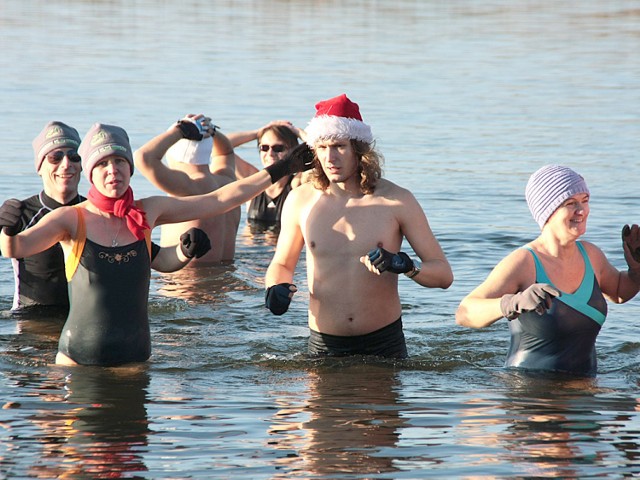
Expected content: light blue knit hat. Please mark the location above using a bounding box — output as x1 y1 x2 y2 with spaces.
525 165 589 228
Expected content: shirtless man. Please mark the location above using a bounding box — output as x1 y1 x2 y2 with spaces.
265 94 453 358
134 116 240 265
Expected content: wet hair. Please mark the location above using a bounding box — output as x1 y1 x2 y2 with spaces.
310 139 383 194
257 125 299 149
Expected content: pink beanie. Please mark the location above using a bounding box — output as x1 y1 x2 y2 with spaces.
525 165 589 228
305 94 373 147
32 121 81 172
79 123 134 183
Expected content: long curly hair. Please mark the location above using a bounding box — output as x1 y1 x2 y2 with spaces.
310 139 383 194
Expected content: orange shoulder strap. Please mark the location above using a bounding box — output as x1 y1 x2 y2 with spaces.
65 206 86 282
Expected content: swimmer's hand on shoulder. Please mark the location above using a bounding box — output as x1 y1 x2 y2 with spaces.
0 199 23 236
265 283 297 315
265 143 314 183
180 227 212 259
500 283 561 320
365 247 414 275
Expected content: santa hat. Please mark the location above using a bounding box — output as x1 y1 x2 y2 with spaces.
305 94 373 147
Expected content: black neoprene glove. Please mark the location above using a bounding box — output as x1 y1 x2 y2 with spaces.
499 283 561 320
176 119 204 141
367 247 414 274
265 143 315 183
0 199 23 236
265 283 296 315
622 224 640 284
179 227 212 259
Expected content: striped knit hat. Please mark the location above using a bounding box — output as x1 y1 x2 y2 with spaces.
525 165 589 228
305 94 373 147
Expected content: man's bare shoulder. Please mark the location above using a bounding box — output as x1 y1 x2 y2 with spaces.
371 178 416 202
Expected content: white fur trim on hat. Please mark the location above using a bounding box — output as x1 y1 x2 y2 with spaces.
305 115 373 147
166 137 212 166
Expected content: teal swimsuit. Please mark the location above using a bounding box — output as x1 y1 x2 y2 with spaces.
506 242 607 376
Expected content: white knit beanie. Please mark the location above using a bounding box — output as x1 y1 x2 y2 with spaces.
525 165 589 228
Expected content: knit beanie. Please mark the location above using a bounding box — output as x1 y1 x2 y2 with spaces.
79 123 134 183
32 121 81 172
166 136 212 165
305 94 373 147
525 165 589 228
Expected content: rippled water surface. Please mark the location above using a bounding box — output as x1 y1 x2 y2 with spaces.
1 1 639 478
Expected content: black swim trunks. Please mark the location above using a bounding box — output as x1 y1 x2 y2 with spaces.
308 318 408 359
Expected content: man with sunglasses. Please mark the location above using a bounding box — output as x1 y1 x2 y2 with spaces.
0 121 211 315
0 121 86 314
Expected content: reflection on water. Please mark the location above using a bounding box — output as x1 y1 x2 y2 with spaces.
268 361 407 477
0 0 639 477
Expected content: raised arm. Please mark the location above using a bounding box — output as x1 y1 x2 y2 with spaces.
141 142 314 229
0 205 75 259
134 115 215 197
209 129 237 182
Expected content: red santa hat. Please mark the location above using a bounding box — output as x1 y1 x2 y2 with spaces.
305 94 373 147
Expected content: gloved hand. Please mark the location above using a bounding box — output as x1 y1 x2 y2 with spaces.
265 143 315 183
366 247 414 274
500 283 561 320
0 199 23 236
265 283 297 315
176 117 206 141
179 227 212 259
622 224 640 284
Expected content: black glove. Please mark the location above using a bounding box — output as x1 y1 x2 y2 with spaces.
500 283 561 320
179 227 212 259
265 143 315 183
0 199 23 236
176 119 204 140
622 224 640 263
265 283 296 315
367 247 414 274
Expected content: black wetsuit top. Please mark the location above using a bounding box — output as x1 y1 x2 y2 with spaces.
247 175 294 227
5 191 84 311
505 242 607 376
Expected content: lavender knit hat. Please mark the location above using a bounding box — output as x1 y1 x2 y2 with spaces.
32 121 81 172
525 165 589 228
79 123 134 183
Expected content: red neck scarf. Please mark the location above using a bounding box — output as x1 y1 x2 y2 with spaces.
87 186 150 241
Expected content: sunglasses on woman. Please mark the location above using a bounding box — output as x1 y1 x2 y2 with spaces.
46 150 82 164
258 144 287 153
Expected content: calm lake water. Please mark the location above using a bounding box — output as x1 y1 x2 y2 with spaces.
1 1 640 478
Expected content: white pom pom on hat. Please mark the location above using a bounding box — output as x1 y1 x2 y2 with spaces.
305 94 373 147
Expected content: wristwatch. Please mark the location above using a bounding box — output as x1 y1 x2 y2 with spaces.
405 259 422 279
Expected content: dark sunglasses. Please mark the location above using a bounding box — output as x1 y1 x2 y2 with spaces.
259 144 286 153
46 150 82 164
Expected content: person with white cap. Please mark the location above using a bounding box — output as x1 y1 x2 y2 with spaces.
265 94 453 359
228 120 307 231
456 164 640 376
135 115 241 265
0 116 313 366
0 121 211 318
